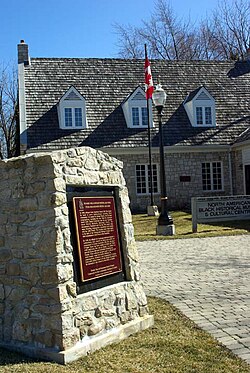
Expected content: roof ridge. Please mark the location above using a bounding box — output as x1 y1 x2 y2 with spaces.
30 57 234 65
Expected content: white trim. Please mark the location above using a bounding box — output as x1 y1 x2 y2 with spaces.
135 163 160 196
103 145 230 156
18 63 27 153
242 147 250 164
201 161 224 192
58 87 87 129
184 87 216 128
242 148 250 195
122 87 154 129
27 144 231 157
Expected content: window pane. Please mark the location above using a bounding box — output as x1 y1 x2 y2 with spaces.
205 107 212 125
65 108 72 127
212 162 222 190
202 162 222 191
136 164 159 194
202 162 211 190
132 108 139 126
141 107 148 126
75 108 82 127
148 164 158 193
136 165 146 194
196 107 203 125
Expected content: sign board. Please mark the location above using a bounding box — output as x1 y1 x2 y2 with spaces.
73 196 122 282
192 195 250 232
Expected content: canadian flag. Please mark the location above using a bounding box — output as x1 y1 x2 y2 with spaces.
145 57 154 99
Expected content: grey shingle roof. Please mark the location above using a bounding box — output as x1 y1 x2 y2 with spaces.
23 58 250 151
234 126 250 143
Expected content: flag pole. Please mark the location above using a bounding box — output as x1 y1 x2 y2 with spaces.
144 44 158 216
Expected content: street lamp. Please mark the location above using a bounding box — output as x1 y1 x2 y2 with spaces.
152 83 175 236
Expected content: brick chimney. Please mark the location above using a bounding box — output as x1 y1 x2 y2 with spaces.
18 40 30 65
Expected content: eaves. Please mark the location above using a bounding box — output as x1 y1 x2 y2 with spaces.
103 144 231 156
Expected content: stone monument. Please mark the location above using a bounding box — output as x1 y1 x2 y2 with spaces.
0 147 153 364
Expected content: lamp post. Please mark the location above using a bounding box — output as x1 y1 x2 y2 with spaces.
152 83 175 236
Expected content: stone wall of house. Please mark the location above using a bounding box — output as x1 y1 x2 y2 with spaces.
232 149 244 195
0 147 152 362
115 150 232 212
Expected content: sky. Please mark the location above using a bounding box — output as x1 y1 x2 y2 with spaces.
1 0 219 64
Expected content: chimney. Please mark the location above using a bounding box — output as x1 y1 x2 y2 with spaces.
18 40 30 65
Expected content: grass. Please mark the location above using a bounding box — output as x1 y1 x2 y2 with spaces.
133 211 250 240
1 297 250 373
1 214 249 372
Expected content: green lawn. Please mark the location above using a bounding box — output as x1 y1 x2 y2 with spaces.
1 213 249 372
133 211 250 240
1 297 250 373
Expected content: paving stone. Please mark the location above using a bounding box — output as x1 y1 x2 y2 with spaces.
217 336 238 345
139 235 250 365
233 347 250 355
222 327 242 334
209 330 229 338
225 342 245 350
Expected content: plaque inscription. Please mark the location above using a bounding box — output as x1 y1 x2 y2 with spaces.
73 196 122 282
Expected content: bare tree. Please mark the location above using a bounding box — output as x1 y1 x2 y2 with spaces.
140 0 200 60
114 0 250 61
0 64 18 159
115 0 199 60
208 0 250 60
114 24 144 58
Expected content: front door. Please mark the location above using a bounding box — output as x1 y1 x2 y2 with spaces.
245 165 250 195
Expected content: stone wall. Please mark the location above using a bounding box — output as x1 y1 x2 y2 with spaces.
115 150 232 212
0 147 153 364
232 149 244 195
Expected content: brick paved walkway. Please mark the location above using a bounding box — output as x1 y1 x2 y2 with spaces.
138 235 250 364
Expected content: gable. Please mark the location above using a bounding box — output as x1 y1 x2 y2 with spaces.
184 87 216 128
122 86 153 129
57 86 87 129
196 91 211 100
63 89 82 101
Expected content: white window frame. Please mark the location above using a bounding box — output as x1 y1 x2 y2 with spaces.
58 86 87 130
194 102 214 127
122 86 154 129
63 105 84 128
135 164 159 195
184 87 216 128
202 161 224 192
195 106 212 126
131 106 148 127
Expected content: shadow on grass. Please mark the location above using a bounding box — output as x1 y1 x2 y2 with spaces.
209 221 250 232
133 212 250 240
180 216 250 231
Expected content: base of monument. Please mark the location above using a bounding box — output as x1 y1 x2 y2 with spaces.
156 224 175 236
147 205 159 216
0 314 154 365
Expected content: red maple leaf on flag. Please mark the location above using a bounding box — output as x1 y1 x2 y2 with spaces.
145 57 154 99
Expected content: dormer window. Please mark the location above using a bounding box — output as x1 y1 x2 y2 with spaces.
196 106 212 125
122 86 153 128
132 107 148 126
184 87 216 127
58 86 87 129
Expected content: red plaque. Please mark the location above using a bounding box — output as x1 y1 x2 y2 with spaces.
73 196 122 282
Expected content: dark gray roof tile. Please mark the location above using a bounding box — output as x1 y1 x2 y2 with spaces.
24 58 250 150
